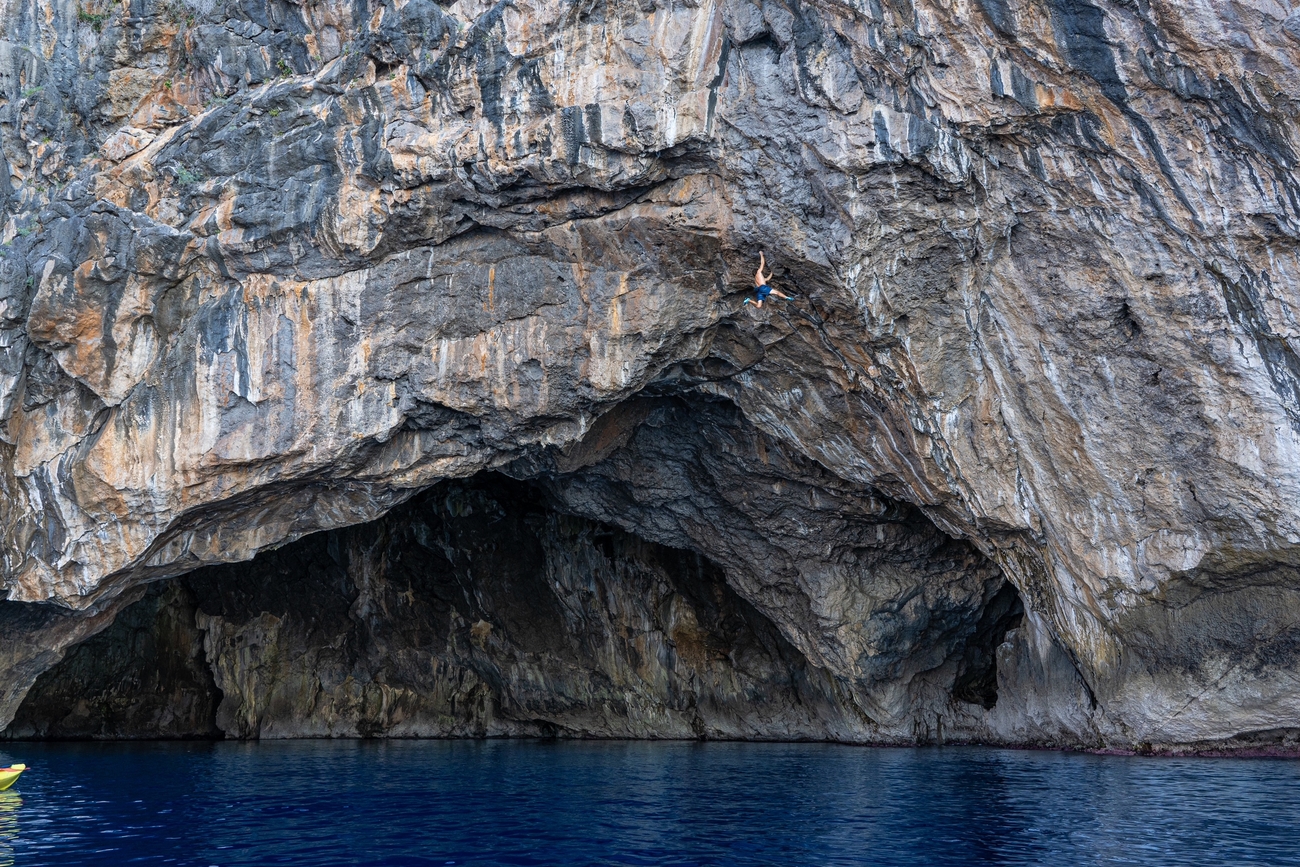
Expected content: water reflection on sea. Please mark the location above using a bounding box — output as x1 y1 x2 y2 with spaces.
0 791 18 867
3 740 1300 866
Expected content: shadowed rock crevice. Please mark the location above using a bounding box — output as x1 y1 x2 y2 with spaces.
952 582 1024 710
3 584 221 740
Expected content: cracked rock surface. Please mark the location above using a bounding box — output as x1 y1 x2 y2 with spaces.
2 0 1300 749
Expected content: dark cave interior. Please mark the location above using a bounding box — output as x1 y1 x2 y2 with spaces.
4 472 1023 741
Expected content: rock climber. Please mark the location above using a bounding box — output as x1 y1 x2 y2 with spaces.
744 251 796 308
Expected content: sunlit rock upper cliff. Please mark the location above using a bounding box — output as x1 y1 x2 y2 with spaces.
1 0 1299 750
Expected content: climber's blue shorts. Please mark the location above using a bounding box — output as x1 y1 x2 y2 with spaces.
755 284 773 301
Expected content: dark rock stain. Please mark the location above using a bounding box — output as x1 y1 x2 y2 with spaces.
975 0 1016 36
561 104 585 166
1046 0 1125 103
706 35 732 133
1047 0 1198 223
1214 266 1300 433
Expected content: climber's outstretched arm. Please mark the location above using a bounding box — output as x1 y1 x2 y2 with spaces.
755 251 772 287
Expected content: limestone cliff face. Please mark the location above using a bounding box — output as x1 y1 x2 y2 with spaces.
1 0 1300 749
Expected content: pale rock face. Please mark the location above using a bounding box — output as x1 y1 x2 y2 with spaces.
0 0 1299 749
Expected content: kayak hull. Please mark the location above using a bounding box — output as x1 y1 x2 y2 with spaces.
0 766 24 791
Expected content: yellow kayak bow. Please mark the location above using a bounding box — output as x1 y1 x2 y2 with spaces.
0 766 25 792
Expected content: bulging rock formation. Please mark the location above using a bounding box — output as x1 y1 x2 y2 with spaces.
2 0 1300 751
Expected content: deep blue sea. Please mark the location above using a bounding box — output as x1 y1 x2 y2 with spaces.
0 740 1297 866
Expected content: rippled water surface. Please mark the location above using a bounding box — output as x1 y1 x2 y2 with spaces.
1 740 1297 866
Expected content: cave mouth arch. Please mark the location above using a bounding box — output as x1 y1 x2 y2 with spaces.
4 468 1022 742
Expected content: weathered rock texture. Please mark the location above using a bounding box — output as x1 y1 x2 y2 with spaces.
2 0 1300 749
